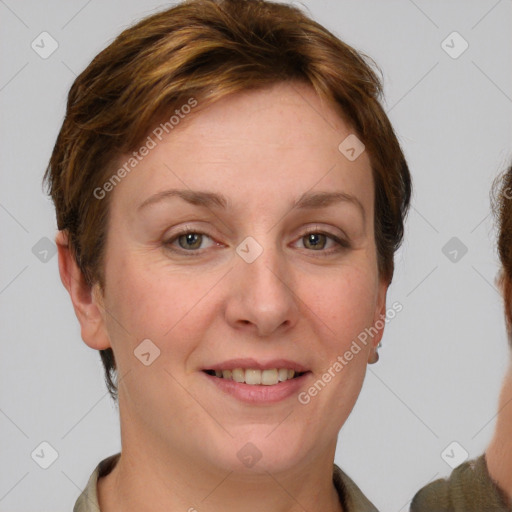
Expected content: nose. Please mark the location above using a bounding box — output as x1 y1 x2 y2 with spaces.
224 238 300 337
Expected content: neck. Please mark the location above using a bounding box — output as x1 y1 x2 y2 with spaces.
98 407 343 512
486 358 512 502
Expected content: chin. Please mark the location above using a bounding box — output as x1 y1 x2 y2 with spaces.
204 425 321 476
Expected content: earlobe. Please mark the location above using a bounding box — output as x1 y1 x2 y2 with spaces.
55 230 111 350
368 280 388 363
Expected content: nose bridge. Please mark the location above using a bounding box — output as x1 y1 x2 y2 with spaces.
239 232 292 302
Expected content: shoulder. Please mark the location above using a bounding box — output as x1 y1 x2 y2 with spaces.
333 464 379 512
410 455 511 512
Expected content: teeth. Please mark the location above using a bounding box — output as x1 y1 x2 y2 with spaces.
245 369 261 385
232 368 244 383
211 368 301 385
261 369 278 385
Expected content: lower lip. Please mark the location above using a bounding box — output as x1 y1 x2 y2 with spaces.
202 371 311 404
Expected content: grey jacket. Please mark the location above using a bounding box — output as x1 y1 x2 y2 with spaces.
410 455 511 511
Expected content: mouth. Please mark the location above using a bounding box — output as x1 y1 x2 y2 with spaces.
203 368 307 386
201 359 311 403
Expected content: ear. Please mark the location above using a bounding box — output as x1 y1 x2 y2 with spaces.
368 278 388 362
498 271 512 339
55 230 111 350
495 269 505 294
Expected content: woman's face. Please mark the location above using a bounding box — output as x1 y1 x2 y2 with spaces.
91 82 387 473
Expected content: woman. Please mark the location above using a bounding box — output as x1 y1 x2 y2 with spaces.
44 0 411 510
410 165 512 510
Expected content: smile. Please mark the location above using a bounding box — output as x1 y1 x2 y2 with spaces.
203 368 305 386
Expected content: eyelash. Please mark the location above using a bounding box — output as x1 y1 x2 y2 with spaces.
163 226 350 257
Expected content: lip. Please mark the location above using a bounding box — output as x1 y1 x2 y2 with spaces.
202 368 311 405
204 358 309 373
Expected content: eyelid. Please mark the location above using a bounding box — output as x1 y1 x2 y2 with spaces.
301 224 348 239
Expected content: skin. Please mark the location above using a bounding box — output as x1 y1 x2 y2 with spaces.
56 82 387 512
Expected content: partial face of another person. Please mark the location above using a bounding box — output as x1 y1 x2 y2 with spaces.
85 82 387 473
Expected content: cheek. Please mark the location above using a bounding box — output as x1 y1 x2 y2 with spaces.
294 268 379 438
308 266 379 350
103 252 219 362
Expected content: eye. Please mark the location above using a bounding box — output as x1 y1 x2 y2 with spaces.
295 229 350 253
163 226 350 256
164 229 217 253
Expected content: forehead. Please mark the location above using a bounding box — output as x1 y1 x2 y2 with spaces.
109 82 374 215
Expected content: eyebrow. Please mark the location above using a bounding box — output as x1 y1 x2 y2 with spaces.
137 188 365 220
137 189 228 211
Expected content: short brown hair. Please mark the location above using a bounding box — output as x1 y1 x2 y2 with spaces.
44 0 412 400
493 162 512 336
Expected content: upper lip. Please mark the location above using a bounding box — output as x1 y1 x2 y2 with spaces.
204 358 309 372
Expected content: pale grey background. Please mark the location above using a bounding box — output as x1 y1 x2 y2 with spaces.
1 0 511 510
